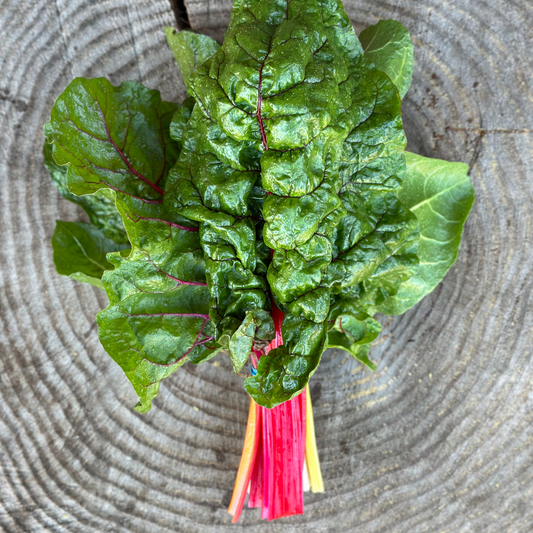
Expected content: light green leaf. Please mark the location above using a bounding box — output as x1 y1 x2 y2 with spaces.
164 28 220 95
229 309 274 373
52 221 128 289
326 306 381 370
377 152 474 315
331 343 375 371
359 20 414 98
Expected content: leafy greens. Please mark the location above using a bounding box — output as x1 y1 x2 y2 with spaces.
44 0 474 411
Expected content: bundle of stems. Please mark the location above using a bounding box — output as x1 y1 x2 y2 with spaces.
228 306 324 522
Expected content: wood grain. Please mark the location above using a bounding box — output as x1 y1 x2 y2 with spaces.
0 0 532 531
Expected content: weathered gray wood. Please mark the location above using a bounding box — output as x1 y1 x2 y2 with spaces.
0 0 532 531
184 0 232 41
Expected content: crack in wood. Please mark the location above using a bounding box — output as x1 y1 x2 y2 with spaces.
168 0 191 29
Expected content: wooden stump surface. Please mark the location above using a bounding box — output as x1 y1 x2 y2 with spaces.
1 0 532 531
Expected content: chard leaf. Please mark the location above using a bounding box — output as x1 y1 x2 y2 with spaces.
169 96 195 151
359 20 414 99
165 54 270 349
327 313 381 370
330 341 375 371
328 192 417 291
244 347 318 409
331 312 381 346
45 78 221 412
52 221 128 289
164 28 220 95
98 216 220 413
357 227 420 310
229 309 274 373
44 78 179 220
45 0 475 411
376 152 474 315
326 298 380 369
181 0 417 406
44 141 128 244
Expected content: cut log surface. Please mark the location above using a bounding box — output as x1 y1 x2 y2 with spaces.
0 0 532 531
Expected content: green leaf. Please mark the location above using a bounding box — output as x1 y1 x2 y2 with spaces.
229 309 274 373
165 104 269 346
359 20 414 99
185 0 392 406
328 192 418 293
164 28 221 95
173 0 417 406
98 288 218 413
327 313 381 370
44 141 128 244
332 342 375 371
332 313 381 346
52 221 128 289
244 334 327 409
358 227 420 311
169 96 195 151
98 211 221 413
45 77 218 412
44 78 179 220
377 152 474 315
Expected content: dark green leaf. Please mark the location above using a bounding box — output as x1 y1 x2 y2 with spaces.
178 0 419 406
359 20 414 99
358 227 420 311
46 1 474 411
44 78 179 220
244 333 327 409
52 221 128 289
45 78 219 411
165 81 269 349
44 141 128 244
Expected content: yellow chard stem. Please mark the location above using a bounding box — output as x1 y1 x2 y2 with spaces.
305 385 324 493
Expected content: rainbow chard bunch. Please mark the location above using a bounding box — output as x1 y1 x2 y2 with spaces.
45 1 473 414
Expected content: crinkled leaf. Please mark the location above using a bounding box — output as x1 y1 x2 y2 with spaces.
229 309 274 373
97 203 220 413
377 152 474 315
245 310 329 408
169 96 195 151
332 313 381 345
186 0 377 404
44 141 128 244
358 227 419 311
359 20 414 99
45 2 474 411
98 289 218 413
165 74 269 348
328 192 418 292
52 221 128 289
244 335 326 409
164 28 220 95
